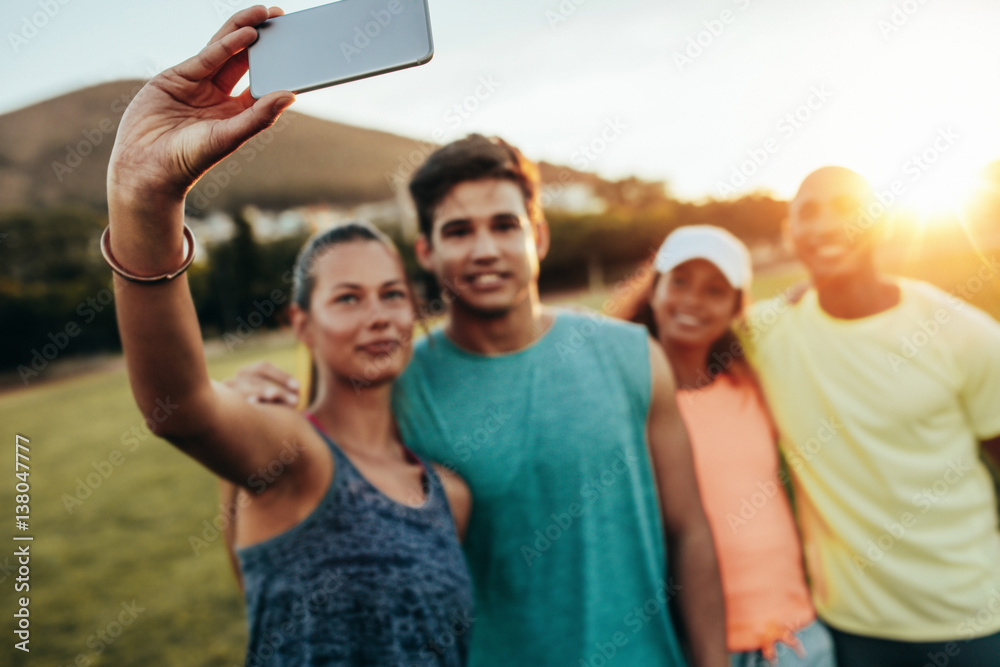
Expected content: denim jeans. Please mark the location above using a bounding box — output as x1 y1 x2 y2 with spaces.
730 620 836 667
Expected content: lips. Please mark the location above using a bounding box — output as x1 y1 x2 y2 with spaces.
465 271 509 289
672 312 704 327
813 244 850 260
358 340 401 355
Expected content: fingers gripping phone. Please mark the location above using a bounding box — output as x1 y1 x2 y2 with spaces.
248 0 434 98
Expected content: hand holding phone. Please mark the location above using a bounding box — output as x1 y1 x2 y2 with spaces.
109 6 294 205
248 0 434 98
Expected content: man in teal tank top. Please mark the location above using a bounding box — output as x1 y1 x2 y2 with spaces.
392 134 726 666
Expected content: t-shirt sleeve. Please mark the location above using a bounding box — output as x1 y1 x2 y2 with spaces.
952 301 1000 440
738 296 787 367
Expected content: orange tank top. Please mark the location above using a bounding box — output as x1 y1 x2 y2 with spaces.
677 374 815 655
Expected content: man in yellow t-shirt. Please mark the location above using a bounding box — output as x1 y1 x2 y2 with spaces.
741 166 1000 667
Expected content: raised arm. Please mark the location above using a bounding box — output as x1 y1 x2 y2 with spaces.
107 6 313 488
645 339 727 667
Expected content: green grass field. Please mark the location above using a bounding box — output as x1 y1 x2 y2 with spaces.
3 242 1000 666
3 337 298 666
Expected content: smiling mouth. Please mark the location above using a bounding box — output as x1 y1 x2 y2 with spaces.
672 313 704 327
466 272 508 288
812 244 851 260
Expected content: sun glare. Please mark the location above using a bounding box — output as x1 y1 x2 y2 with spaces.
895 161 987 226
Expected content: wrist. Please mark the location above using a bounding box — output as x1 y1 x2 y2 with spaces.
107 168 187 214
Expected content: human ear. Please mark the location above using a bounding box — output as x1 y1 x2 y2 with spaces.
533 218 551 262
290 304 313 349
414 234 435 272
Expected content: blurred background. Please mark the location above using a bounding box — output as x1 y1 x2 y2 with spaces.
2 0 1000 664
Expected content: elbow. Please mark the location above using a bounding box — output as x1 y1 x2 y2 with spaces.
131 389 210 443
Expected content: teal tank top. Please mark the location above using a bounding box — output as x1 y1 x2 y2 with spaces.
392 310 688 667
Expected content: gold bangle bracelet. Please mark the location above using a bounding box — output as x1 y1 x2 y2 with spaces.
100 224 197 283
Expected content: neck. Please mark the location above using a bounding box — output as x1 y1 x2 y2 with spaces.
813 264 899 319
444 289 553 354
309 375 398 458
662 338 714 391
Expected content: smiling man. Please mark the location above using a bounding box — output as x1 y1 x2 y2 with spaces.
228 134 726 666
742 166 1000 667
393 134 726 666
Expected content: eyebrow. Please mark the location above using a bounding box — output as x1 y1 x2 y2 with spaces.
438 218 471 233
331 279 405 290
438 212 525 231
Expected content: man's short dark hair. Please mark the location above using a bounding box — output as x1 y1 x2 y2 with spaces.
408 134 543 239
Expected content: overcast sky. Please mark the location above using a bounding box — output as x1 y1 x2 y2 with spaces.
4 0 1000 202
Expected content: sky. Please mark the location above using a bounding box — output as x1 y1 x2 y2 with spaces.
3 0 1000 204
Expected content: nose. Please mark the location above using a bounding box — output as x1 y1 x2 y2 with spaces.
793 210 843 243
678 285 703 309
366 298 391 330
470 226 500 262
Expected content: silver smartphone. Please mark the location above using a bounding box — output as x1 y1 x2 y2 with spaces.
248 0 434 98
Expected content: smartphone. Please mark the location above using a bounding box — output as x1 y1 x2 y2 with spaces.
248 0 434 98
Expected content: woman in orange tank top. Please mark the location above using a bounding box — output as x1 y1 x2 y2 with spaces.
614 225 836 667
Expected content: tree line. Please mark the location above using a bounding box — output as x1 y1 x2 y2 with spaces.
0 190 787 380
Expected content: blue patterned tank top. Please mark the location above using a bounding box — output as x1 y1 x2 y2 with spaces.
237 420 474 666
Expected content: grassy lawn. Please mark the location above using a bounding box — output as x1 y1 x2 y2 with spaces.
3 239 998 665
3 337 297 666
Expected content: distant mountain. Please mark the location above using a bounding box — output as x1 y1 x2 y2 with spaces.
0 80 603 215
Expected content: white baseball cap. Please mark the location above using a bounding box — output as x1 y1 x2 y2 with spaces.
653 225 752 289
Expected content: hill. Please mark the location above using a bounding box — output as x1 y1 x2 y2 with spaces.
0 80 603 215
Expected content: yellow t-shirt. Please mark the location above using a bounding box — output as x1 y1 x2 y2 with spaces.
740 278 1000 642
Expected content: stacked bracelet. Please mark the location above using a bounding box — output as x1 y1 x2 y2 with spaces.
100 224 197 283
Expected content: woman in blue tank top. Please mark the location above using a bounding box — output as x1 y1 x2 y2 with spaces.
105 7 473 665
